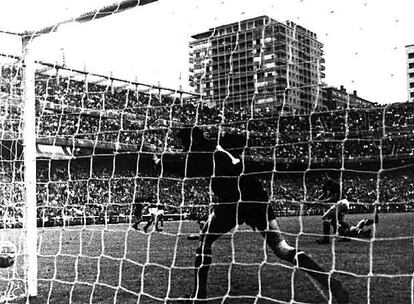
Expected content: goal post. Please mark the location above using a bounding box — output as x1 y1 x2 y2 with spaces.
1 2 412 304
22 36 38 298
22 0 158 37
5 1 160 300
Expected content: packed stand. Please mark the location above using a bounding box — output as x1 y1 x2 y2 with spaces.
33 156 414 227
3 67 414 228
31 67 414 162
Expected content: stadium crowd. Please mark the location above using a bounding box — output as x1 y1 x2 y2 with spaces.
31 158 414 227
31 72 414 160
1 68 414 227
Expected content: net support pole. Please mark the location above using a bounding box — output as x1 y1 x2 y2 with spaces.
17 1 157 298
22 36 38 297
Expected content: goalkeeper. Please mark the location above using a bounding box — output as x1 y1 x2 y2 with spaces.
152 127 349 303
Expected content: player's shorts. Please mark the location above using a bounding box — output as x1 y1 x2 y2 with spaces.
212 200 276 231
212 175 275 231
240 201 276 231
157 209 165 216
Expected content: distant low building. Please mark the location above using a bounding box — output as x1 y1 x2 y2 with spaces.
321 85 375 110
406 44 414 102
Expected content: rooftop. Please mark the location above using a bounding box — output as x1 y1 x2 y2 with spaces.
190 15 319 40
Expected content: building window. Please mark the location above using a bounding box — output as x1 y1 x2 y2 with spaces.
411 92 414 98
410 82 414 88
255 19 264 27
409 52 414 59
410 62 414 69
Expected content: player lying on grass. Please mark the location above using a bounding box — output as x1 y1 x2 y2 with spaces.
319 198 378 242
316 174 379 243
337 217 376 239
152 126 349 303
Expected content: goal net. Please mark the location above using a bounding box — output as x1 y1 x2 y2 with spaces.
19 60 414 303
0 57 29 302
0 2 413 304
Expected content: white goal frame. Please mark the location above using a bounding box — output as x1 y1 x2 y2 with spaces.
22 36 38 298
16 0 158 298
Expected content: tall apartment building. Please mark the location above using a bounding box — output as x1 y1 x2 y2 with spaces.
406 44 414 102
189 16 325 114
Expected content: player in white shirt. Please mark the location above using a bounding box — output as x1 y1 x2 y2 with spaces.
143 203 163 233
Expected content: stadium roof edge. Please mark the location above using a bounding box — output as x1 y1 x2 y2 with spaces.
191 31 213 40
0 52 200 98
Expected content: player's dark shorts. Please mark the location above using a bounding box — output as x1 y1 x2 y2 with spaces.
213 200 276 231
212 176 275 231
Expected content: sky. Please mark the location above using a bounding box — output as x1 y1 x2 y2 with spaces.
0 0 413 104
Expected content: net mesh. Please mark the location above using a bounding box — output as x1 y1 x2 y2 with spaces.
29 64 413 304
0 59 28 302
0 1 413 303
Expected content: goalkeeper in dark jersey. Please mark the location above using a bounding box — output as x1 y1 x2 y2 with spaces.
152 127 349 303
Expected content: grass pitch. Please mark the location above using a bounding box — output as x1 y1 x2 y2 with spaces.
15 212 413 303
